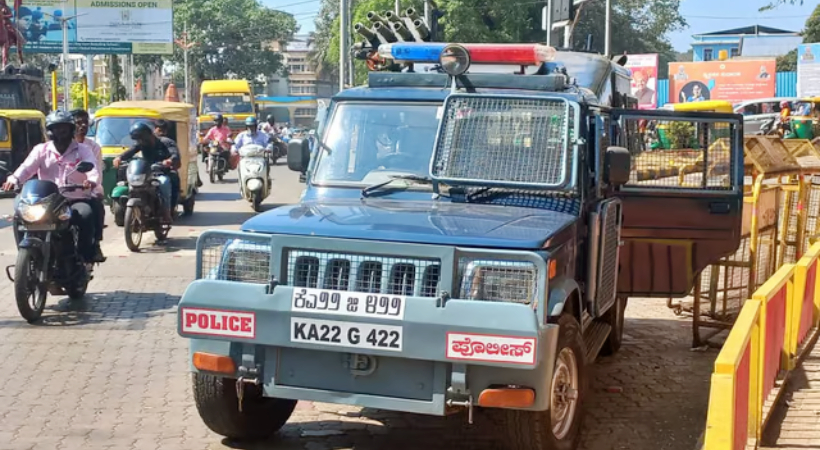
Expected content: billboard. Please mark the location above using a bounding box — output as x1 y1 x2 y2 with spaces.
797 43 820 98
668 60 776 104
624 53 658 109
12 0 173 54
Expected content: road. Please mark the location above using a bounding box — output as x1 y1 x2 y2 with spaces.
0 163 719 450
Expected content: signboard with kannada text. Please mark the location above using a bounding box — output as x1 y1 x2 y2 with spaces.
668 60 776 105
11 0 172 54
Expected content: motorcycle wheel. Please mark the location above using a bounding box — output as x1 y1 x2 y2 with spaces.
218 172 224 181
112 202 125 227
14 248 47 323
67 279 89 300
209 159 216 183
251 191 262 212
124 206 143 252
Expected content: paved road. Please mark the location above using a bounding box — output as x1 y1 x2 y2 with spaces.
0 163 718 450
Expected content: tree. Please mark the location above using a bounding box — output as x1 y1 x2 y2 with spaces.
760 0 803 11
804 3 820 44
777 49 797 71
308 0 340 84
171 0 298 90
70 82 105 110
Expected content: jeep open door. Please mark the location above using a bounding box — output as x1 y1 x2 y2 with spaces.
609 109 744 297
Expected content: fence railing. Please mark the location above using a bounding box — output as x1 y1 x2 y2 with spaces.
702 242 820 449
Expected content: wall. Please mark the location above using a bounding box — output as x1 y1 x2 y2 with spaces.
693 42 741 62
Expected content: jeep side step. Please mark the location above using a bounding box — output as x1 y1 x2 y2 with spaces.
583 321 612 363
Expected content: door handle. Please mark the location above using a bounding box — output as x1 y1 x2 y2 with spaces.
709 202 731 214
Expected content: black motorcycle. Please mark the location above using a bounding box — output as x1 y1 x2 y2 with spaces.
122 158 172 252
207 140 230 183
3 161 98 322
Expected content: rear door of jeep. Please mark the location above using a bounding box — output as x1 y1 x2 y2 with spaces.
609 109 744 297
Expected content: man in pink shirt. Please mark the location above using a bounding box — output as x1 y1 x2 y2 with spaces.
202 114 232 169
72 109 106 262
2 111 103 263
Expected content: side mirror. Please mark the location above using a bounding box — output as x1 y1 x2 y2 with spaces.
287 138 310 173
76 161 94 173
604 146 631 187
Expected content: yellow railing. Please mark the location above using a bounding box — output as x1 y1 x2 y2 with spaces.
703 242 820 450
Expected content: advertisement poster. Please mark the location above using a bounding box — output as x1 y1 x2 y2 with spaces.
625 53 658 110
797 43 820 98
668 60 776 104
12 0 172 54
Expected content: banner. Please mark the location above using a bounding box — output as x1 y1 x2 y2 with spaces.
668 60 776 104
797 43 820 98
624 53 659 109
11 0 173 54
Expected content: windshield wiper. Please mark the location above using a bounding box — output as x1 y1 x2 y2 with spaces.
361 175 433 198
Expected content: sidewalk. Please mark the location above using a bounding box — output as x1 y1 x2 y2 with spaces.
762 335 820 449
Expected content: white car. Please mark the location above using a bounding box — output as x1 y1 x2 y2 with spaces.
733 97 799 135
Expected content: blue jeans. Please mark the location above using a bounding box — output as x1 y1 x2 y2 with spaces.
156 174 172 211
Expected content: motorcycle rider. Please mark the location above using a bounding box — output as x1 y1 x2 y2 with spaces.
70 108 106 262
259 115 278 135
233 116 270 151
2 110 102 263
154 119 182 213
202 114 232 168
112 122 179 225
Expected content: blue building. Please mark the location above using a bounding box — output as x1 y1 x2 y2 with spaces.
691 25 800 62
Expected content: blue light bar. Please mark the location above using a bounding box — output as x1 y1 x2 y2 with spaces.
377 43 448 63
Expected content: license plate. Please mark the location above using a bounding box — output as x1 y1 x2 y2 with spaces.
20 223 55 231
290 317 403 352
291 287 405 320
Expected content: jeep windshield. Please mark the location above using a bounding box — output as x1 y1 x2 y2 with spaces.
312 102 440 188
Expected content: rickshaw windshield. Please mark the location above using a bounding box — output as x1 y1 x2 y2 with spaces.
0 119 8 141
201 94 254 114
95 117 155 147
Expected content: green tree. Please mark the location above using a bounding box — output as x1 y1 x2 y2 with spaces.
308 0 340 84
804 3 820 43
777 49 798 71
70 82 105 110
171 0 298 90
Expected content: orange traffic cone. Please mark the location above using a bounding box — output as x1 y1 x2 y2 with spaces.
165 83 180 102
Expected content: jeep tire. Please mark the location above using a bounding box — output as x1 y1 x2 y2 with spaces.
600 296 627 356
498 313 587 450
192 373 297 441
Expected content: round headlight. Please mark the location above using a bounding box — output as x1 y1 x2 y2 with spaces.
20 203 48 222
128 173 146 186
440 44 471 76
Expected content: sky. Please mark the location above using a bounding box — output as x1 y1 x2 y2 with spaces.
261 0 817 51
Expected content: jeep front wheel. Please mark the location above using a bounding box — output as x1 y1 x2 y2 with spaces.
192 373 297 441
499 313 587 450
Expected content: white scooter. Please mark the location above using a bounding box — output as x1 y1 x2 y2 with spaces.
237 144 271 212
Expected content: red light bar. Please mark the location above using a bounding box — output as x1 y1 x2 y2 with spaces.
461 44 557 66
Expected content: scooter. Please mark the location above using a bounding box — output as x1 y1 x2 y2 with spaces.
237 144 271 212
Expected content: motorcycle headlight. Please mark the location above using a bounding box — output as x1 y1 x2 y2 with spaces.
459 260 538 306
19 202 48 222
128 173 146 186
210 147 219 154
57 205 71 221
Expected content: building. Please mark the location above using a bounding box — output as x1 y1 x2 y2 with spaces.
259 34 336 128
691 25 800 62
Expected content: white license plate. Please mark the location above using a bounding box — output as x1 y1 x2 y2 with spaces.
291 287 405 320
290 317 403 352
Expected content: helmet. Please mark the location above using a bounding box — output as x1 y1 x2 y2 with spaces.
129 121 153 140
265 115 274 122
45 110 75 132
781 101 790 108
213 114 224 123
245 116 258 127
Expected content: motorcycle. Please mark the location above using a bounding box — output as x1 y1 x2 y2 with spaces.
238 144 271 212
2 161 99 323
757 117 780 136
267 133 288 163
207 140 231 183
121 158 172 252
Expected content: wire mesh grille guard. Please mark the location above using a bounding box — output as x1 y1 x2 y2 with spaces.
432 95 570 187
198 233 272 284
287 250 442 298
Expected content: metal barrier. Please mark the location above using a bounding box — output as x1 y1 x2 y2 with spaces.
702 242 820 450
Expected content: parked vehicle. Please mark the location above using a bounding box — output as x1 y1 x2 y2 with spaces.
89 101 199 223
177 40 744 449
237 144 271 212
3 161 99 322
120 158 172 251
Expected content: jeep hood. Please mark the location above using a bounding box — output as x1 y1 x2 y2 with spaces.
241 199 576 250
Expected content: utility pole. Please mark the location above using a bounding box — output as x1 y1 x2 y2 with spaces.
175 24 197 103
604 0 611 56
545 0 552 46
61 16 70 111
395 0 400 14
339 0 348 90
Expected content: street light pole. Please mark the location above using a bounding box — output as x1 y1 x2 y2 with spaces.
339 0 347 90
604 0 611 56
174 25 197 103
61 16 70 111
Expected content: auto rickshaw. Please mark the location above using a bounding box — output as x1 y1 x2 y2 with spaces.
655 101 734 149
88 101 199 225
0 110 46 184
791 97 820 139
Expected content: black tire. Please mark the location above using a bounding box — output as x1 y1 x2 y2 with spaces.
192 373 297 441
251 191 262 212
218 173 224 181
499 314 587 450
209 161 216 183
124 206 142 252
112 202 125 227
182 194 195 216
14 248 47 323
67 279 89 300
600 296 627 356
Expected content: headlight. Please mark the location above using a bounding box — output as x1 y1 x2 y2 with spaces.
128 173 146 186
459 260 538 305
57 205 71 221
19 202 48 222
210 147 219 154
222 242 271 283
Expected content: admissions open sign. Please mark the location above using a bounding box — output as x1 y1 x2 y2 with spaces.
668 60 776 105
12 0 173 54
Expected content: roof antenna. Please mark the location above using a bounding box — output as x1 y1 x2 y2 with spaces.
585 34 594 52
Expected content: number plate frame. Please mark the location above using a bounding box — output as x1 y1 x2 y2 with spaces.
290 317 403 352
291 287 406 320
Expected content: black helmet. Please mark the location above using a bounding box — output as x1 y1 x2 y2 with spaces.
265 114 274 122
129 121 153 140
45 110 75 132
213 114 224 123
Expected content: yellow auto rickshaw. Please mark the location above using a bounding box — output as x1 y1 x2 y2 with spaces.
0 110 46 184
791 97 820 139
89 101 199 226
655 101 734 149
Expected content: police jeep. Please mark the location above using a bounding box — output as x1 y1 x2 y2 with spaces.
177 41 744 449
